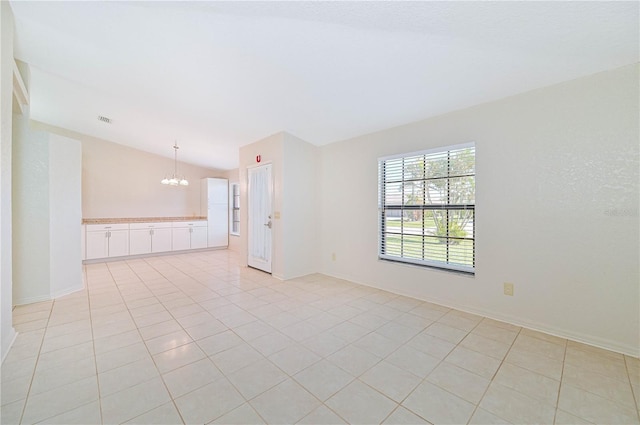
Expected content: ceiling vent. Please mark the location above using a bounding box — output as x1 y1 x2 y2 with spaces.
97 115 112 124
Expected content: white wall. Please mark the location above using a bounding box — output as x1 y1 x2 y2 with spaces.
32 122 225 219
12 106 50 304
282 133 319 279
12 110 83 305
0 0 16 361
238 132 319 280
49 134 82 298
319 64 639 356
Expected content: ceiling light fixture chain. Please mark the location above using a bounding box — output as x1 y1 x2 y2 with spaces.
161 141 189 186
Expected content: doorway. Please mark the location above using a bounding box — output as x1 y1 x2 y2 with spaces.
247 164 273 273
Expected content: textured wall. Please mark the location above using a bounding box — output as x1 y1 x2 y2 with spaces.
12 109 51 304
0 0 16 361
319 64 639 355
32 122 225 219
12 113 83 305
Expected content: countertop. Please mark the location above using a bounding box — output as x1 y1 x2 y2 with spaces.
82 217 207 225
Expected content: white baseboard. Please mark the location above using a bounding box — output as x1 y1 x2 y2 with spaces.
13 294 52 306
323 271 640 358
14 283 84 307
82 247 226 264
51 284 84 300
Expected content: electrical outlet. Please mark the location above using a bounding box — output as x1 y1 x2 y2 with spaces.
504 282 514 296
331 252 336 261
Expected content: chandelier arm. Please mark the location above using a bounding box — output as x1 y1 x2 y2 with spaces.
162 142 188 186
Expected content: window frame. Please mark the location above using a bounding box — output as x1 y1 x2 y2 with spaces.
378 142 475 274
230 183 240 236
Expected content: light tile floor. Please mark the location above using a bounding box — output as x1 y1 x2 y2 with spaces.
1 250 639 424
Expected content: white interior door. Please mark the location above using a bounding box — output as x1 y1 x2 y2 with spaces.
248 164 272 273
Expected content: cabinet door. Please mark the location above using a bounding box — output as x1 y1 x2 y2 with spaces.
130 229 152 255
152 228 172 253
108 230 130 257
86 231 108 260
208 204 229 247
191 227 208 249
172 228 191 251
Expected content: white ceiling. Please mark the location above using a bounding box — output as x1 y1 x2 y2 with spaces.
10 1 639 170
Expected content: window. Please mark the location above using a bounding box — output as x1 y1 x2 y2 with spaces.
378 143 475 274
231 183 240 235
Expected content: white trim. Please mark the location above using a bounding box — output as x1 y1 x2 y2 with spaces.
15 284 85 306
51 285 85 300
378 143 476 274
379 255 475 274
323 270 639 357
230 182 240 236
378 141 475 162
12 294 52 306
12 60 28 115
246 160 273 170
247 163 273 273
82 247 224 264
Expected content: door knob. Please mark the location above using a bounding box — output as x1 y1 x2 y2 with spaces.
264 221 272 229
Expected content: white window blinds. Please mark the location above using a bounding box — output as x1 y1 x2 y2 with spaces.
378 143 475 274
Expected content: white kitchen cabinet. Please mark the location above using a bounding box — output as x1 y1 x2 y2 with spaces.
85 230 108 259
129 228 152 255
108 229 129 257
172 221 208 251
201 178 229 248
130 222 173 255
84 220 209 261
152 228 172 253
85 223 129 259
191 226 208 249
171 228 191 251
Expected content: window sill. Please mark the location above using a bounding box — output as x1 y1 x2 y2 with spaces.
378 257 475 277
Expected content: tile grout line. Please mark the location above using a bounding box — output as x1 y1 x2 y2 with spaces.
463 321 522 425
327 304 453 424
144 254 244 425
84 262 106 425
623 355 640 423
561 344 639 419
10 250 638 425
111 256 188 425
552 337 569 425
142 253 285 424
17 298 54 425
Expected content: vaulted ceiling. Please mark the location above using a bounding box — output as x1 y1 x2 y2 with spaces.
10 1 639 170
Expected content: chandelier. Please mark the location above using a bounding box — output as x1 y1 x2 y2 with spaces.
161 142 189 186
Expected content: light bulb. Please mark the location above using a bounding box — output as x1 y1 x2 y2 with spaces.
169 178 179 186
161 178 169 185
180 179 189 186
